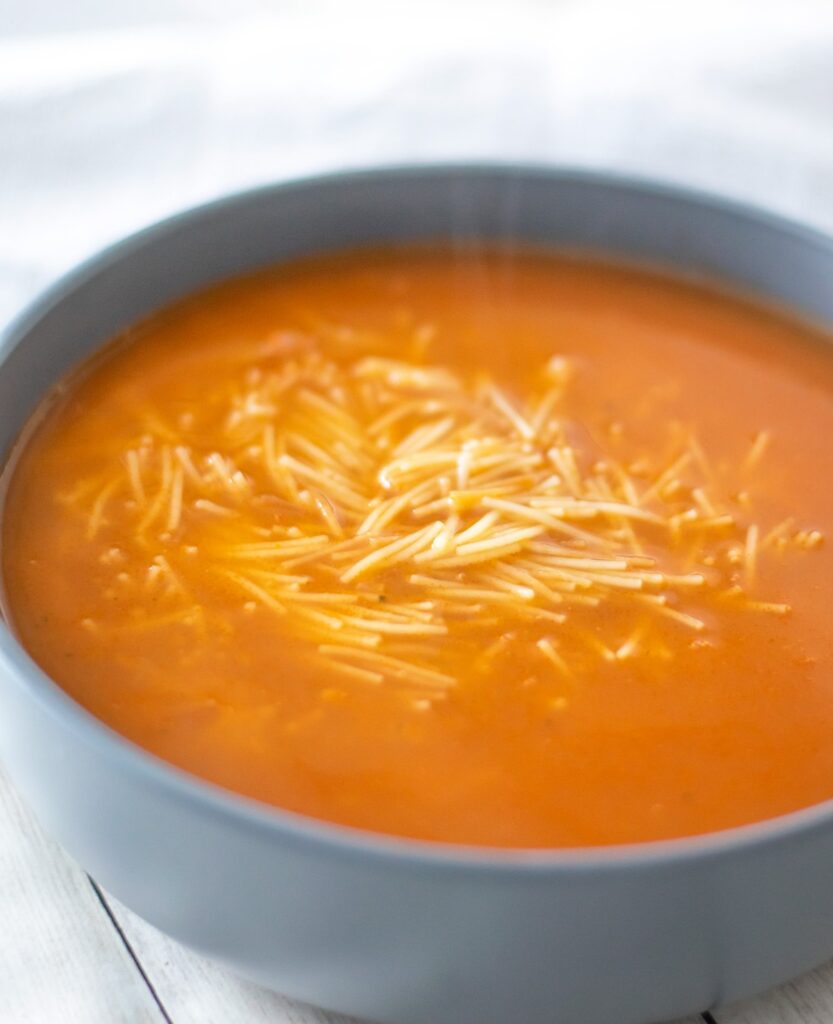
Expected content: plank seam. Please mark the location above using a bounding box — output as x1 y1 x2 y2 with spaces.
87 876 176 1024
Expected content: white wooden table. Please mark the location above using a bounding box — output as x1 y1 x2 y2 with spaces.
1 763 830 1024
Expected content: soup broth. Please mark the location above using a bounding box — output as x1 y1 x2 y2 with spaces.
4 247 833 848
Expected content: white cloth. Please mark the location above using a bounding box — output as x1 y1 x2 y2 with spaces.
1 0 833 327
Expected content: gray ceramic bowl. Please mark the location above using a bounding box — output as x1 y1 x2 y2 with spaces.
2 166 833 1024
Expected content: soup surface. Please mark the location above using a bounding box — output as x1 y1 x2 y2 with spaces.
4 247 833 848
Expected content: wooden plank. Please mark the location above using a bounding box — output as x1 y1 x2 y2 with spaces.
0 768 163 1024
715 964 833 1024
104 894 356 1024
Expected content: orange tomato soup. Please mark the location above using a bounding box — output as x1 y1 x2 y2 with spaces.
4 247 833 848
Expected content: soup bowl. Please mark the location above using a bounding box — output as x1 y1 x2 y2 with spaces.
2 166 833 1024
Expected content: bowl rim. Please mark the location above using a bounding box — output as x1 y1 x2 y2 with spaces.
4 160 833 874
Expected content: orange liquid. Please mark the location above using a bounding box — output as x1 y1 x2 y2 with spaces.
5 247 833 848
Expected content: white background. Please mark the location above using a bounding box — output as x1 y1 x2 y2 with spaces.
2 0 833 328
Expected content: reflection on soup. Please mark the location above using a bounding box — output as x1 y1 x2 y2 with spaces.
3 247 833 848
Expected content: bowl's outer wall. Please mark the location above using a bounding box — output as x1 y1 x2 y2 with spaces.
3 167 833 1024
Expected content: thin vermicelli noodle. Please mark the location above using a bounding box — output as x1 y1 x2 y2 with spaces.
59 340 815 706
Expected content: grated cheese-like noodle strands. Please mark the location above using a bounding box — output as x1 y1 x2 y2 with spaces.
74 343 820 701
